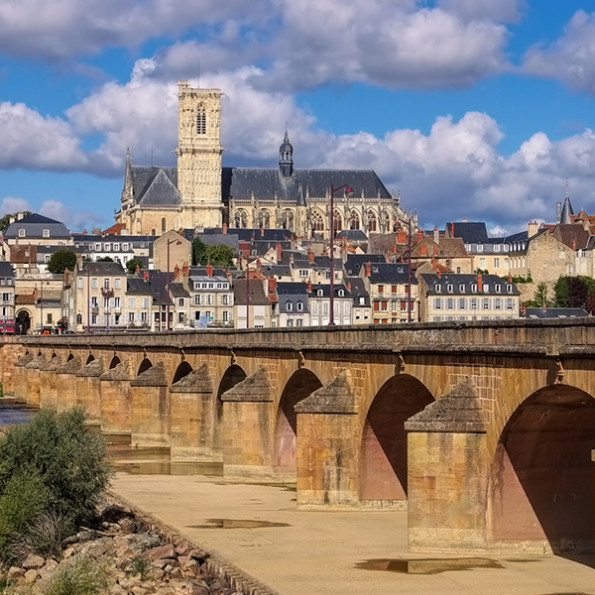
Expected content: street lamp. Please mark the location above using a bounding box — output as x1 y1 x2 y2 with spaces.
38 280 50 333
397 217 413 323
328 183 351 326
166 238 182 331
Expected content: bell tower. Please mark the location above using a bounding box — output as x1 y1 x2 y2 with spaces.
176 80 224 227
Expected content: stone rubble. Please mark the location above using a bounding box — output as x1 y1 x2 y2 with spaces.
1 501 250 594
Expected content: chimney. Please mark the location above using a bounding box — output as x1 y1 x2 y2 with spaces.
307 279 312 292
397 231 407 244
276 242 282 262
437 269 441 279
174 264 180 281
268 276 277 296
508 274 512 282
433 226 439 243
433 244 438 257
9 217 14 225
364 261 372 277
17 212 25 221
527 220 539 238
417 229 423 241
477 271 483 292
308 250 315 263
450 222 455 237
260 225 264 237
206 263 214 277
183 262 190 277
143 271 149 282
347 281 352 292
222 222 227 234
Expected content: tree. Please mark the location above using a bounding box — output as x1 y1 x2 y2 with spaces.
126 258 143 275
47 249 77 274
192 237 234 267
525 282 552 308
96 256 113 262
554 275 595 310
0 211 31 232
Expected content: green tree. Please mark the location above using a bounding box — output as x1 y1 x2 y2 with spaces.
0 211 31 232
525 282 552 308
47 249 77 274
192 237 234 266
96 256 113 262
126 258 143 275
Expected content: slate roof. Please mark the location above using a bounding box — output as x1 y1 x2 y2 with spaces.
368 263 416 284
422 273 519 296
523 307 588 319
346 276 370 306
310 283 350 298
233 278 270 306
336 229 368 241
81 262 126 276
445 222 488 243
4 213 70 239
127 278 152 295
276 282 310 314
222 168 391 204
130 166 181 206
344 253 386 276
169 282 190 298
0 261 14 279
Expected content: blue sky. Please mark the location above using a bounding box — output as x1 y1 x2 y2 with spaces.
1 0 595 235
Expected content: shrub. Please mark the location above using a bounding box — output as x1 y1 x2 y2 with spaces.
12 512 74 562
0 408 113 528
0 471 50 565
127 555 154 581
44 554 112 595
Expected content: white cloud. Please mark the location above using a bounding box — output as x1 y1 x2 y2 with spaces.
523 10 595 94
0 197 31 215
437 0 524 23
0 0 270 59
260 1 509 91
0 102 86 170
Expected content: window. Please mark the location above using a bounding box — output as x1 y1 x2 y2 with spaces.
297 301 304 312
122 243 129 251
104 243 110 251
287 319 294 327
495 298 502 310
317 289 323 297
507 285 513 294
222 294 229 305
296 319 303 327
495 285 501 294
44 254 51 263
141 312 148 322
196 104 206 134
494 245 500 252
470 298 478 309
92 278 98 289
434 298 442 309
483 298 490 309
287 302 293 312
459 284 465 292
114 297 120 308
459 298 466 309
223 310 230 323
494 258 500 268
18 229 25 238
115 278 121 290
378 285 384 294
434 284 441 293
113 243 120 251
207 294 213 305
479 258 486 269
141 298 149 308
380 300 388 311
447 284 453 293
194 295 202 305
471 283 477 293
128 298 135 308
506 298 514 310
477 245 483 252
447 298 454 310
103 278 110 289
77 278 83 289
338 289 344 297
42 229 50 238
94 243 101 251
76 314 82 325
391 285 397 294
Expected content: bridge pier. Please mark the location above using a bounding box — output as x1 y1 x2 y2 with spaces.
13 352 33 401
54 356 82 412
39 355 63 408
100 361 133 436
130 363 170 448
75 358 104 424
221 368 277 480
25 353 46 407
169 364 217 461
296 372 360 508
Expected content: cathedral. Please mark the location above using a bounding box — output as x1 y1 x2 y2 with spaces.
116 80 409 238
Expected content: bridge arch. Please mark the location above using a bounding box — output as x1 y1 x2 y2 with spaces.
273 369 323 471
85 353 94 364
359 374 434 501
172 361 193 384
137 358 152 375
488 383 595 558
215 364 248 450
108 355 121 369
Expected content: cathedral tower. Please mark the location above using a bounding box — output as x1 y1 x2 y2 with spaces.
176 80 224 227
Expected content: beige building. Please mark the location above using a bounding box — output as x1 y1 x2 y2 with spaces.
419 273 520 323
115 80 411 239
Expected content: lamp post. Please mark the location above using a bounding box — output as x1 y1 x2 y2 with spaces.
166 238 182 331
397 217 413 323
328 183 351 326
38 280 50 333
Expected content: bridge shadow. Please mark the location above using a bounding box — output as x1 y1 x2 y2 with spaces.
490 384 595 567
360 374 434 501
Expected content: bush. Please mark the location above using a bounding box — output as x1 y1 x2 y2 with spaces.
0 408 112 527
0 472 50 566
12 512 74 562
44 554 112 595
47 249 77 274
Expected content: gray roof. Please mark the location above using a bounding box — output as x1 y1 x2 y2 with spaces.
169 282 190 298
368 263 415 284
344 253 386 276
131 166 181 206
0 261 14 279
4 213 70 239
523 307 588 319
422 273 519 296
81 262 126 276
446 222 488 243
127 278 152 295
223 167 391 204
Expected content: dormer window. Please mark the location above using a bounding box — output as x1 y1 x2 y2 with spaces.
507 285 513 294
196 103 206 134
477 245 483 252
471 283 477 293
495 285 502 293
287 302 293 312
494 245 500 252
42 229 50 238
317 289 323 297
447 284 453 293
296 301 303 312
459 284 465 292
434 284 441 293
338 289 344 297
18 229 25 238
483 284 489 293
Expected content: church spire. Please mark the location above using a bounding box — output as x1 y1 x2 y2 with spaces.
559 178 574 224
279 129 293 178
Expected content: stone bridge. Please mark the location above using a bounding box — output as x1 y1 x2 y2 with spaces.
1 319 594 559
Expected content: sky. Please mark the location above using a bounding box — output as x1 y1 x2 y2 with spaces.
2 0 595 236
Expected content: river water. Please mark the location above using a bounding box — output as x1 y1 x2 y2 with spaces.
0 400 36 427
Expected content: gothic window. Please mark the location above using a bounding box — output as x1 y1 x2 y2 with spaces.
196 104 206 134
349 210 360 230
234 210 248 228
161 218 166 233
333 210 342 234
311 210 324 232
367 210 377 232
258 210 271 228
282 210 294 231
381 211 390 232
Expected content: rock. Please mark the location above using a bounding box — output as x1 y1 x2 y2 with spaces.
119 516 138 534
7 566 25 580
21 554 45 570
24 568 39 583
147 543 176 561
174 540 191 556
